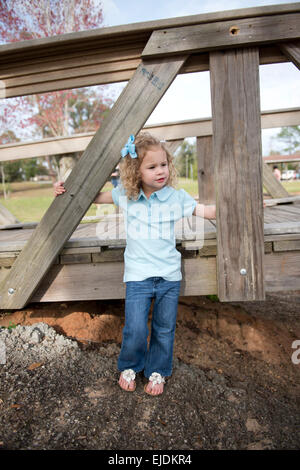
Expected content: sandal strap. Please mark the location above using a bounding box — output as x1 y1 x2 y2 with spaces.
149 372 165 385
122 369 136 383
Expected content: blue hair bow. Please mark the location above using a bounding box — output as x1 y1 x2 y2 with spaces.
121 135 137 159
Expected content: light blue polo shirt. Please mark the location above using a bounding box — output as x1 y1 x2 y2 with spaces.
111 185 197 282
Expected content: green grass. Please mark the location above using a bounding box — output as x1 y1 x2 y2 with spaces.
176 177 199 197
0 181 112 223
281 180 300 194
0 178 299 223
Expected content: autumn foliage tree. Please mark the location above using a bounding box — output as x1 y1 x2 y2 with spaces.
0 0 113 182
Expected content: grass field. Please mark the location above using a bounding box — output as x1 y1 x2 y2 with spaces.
0 178 299 223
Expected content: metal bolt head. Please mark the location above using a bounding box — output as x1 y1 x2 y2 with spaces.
8 288 15 295
240 268 247 276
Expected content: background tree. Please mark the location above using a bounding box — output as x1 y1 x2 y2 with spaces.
175 140 197 179
275 126 300 172
276 126 300 155
0 0 113 182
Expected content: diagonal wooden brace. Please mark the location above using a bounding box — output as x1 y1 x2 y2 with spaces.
279 40 300 69
0 55 187 309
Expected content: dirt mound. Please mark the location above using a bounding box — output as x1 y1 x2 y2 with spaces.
0 292 299 450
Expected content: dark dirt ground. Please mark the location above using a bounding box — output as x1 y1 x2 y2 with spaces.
0 290 299 451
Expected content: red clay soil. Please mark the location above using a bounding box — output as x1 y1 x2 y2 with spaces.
1 291 299 397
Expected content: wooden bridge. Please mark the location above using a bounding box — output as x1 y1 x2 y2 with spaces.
0 3 300 308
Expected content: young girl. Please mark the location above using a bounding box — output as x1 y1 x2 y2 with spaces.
54 132 216 396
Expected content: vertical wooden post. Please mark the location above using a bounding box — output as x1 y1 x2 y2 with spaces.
210 48 265 301
196 136 215 205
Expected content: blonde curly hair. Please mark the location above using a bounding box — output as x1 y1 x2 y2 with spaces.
119 132 177 200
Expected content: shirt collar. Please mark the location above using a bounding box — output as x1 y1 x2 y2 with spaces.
138 185 173 202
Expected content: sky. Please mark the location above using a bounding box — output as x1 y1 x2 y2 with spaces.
100 0 300 155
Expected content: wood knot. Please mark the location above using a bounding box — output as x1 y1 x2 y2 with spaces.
229 25 240 36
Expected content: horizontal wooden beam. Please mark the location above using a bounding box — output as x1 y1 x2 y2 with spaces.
142 13 300 58
24 249 300 302
0 46 288 99
1 107 299 162
1 3 299 60
1 3 298 98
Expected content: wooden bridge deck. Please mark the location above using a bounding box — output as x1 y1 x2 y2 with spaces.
0 199 300 304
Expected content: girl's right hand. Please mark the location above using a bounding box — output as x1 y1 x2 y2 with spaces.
54 181 66 197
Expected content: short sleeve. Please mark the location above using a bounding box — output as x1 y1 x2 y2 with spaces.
111 185 121 206
178 189 197 217
111 184 127 210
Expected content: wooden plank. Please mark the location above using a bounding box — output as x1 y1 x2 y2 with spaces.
210 48 265 301
0 55 188 309
273 239 300 251
1 107 300 162
269 205 300 221
259 45 287 65
92 248 125 263
197 136 215 205
264 232 300 242
1 3 299 60
60 246 101 255
60 253 92 264
165 139 183 154
279 41 300 69
0 204 19 226
28 248 300 302
1 46 290 99
142 13 300 58
262 162 289 199
264 250 300 291
4 58 141 90
264 221 300 235
182 239 272 254
3 69 136 99
0 44 144 79
30 256 218 302
264 195 300 206
1 6 298 98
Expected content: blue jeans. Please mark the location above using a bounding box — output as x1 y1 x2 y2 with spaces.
118 277 181 378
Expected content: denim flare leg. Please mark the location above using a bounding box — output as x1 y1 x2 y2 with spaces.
118 277 181 378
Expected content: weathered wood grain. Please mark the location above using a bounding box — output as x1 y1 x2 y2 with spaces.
210 48 265 301
2 107 300 162
262 162 290 199
1 4 298 97
264 196 300 206
264 250 300 291
27 248 300 302
273 239 300 251
197 136 215 206
2 3 298 59
279 41 300 69
264 221 300 235
0 55 187 309
142 13 300 58
0 204 19 226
